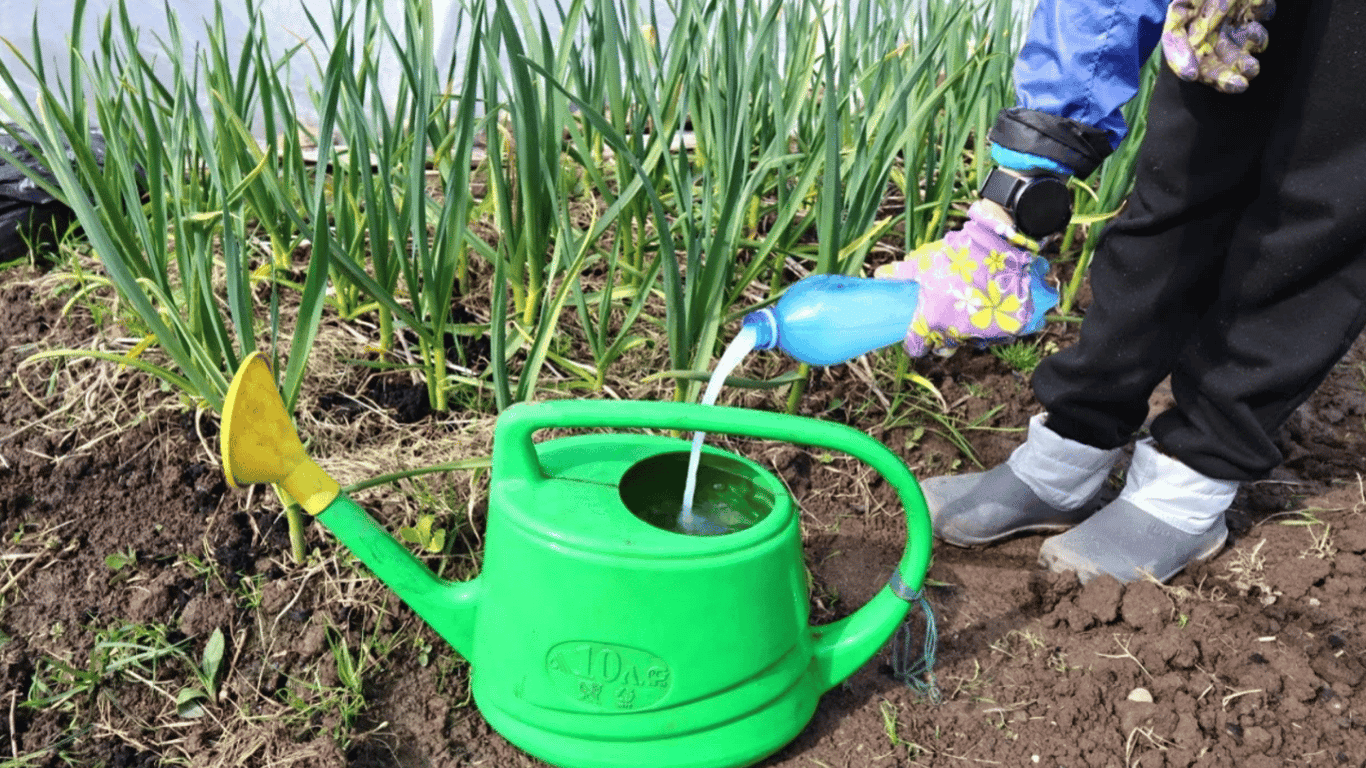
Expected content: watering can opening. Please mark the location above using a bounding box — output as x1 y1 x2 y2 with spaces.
619 451 775 536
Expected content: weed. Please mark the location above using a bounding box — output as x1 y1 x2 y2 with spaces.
1140 571 1226 606
887 395 1009 470
101 543 136 584
399 513 448 554
877 699 930 758
176 628 227 719
413 636 434 668
990 340 1044 373
236 575 266 611
902 424 927 451
277 626 372 746
26 623 207 717
1300 522 1336 560
982 700 1034 737
879 699 903 747
1277 511 1338 560
1125 726 1175 768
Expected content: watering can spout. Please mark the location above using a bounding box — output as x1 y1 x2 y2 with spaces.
219 352 480 661
314 496 482 659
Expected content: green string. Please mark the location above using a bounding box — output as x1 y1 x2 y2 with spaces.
891 592 942 703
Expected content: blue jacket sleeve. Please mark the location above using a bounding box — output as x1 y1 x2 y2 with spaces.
1014 0 1168 150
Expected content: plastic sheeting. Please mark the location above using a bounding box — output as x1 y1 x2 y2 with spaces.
0 0 470 129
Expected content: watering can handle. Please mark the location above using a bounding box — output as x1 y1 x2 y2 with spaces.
494 399 933 689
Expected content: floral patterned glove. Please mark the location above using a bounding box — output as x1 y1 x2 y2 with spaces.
1162 0 1274 94
874 202 1058 358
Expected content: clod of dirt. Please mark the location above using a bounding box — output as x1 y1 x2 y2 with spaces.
297 619 329 657
1335 553 1366 577
1115 698 1157 737
1051 597 1097 631
1156 624 1201 669
259 579 295 616
179 594 234 638
1337 518 1366 553
213 512 258 584
1120 579 1173 632
365 374 433 423
1075 573 1124 624
126 569 180 623
1310 651 1364 689
1267 555 1333 599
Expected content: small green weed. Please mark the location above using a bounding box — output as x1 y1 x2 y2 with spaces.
176 628 226 719
399 513 448 554
1046 650 1076 674
103 547 136 572
879 698 903 746
990 340 1043 373
26 622 209 717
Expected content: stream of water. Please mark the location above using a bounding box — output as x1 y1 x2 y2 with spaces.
677 325 758 535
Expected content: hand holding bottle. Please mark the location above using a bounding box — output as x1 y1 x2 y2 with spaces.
874 202 1058 358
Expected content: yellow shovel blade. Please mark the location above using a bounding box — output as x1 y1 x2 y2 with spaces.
221 351 308 487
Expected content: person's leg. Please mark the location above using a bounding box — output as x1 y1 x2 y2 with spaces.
930 0 1357 557
1039 0 1366 581
927 49 1286 546
1151 0 1366 484
1031 28 1308 448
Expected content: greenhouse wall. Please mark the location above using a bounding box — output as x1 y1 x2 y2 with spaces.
0 0 1030 123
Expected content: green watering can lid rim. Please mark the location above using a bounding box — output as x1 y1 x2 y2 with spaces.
494 437 793 558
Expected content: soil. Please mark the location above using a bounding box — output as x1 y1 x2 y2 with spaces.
3 262 1366 768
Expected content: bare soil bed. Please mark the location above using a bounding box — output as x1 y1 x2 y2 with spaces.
2 262 1365 768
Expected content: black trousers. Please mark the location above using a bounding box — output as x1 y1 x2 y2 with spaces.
1032 0 1366 482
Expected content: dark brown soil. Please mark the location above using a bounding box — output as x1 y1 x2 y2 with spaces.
3 263 1365 768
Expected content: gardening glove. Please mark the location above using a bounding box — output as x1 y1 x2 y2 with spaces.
1162 0 1274 94
873 202 1058 358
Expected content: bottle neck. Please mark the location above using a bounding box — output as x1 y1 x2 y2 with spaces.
742 308 779 350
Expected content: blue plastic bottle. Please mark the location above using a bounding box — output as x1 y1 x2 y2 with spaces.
742 274 920 366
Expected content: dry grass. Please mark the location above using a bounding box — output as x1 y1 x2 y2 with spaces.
1220 538 1277 604
1139 571 1227 611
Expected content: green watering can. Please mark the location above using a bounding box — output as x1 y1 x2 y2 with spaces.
220 351 932 768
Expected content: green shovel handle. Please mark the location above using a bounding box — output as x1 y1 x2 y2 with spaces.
494 399 932 687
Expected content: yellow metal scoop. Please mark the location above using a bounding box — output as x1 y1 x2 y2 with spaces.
220 351 339 514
